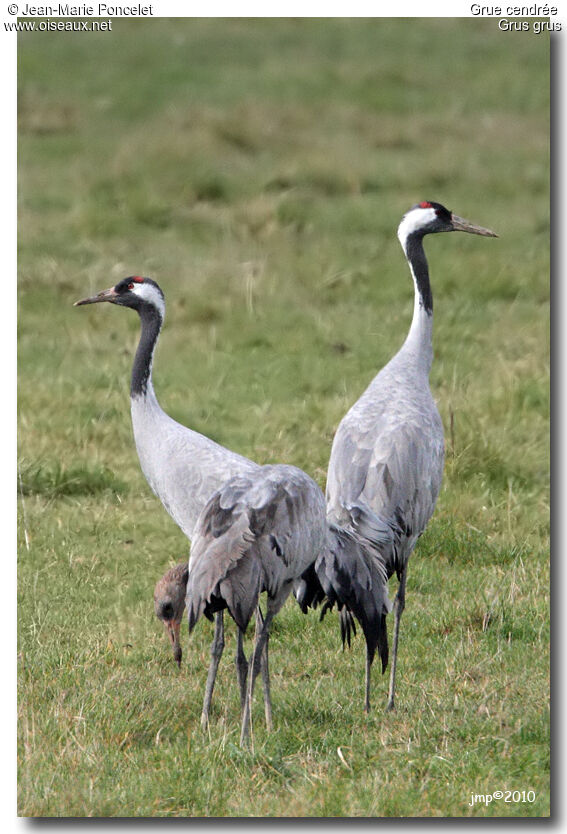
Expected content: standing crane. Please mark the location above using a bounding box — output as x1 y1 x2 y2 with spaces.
75 277 268 722
186 464 327 745
74 277 333 730
325 202 497 712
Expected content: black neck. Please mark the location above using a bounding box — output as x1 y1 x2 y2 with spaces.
405 233 433 315
131 305 163 398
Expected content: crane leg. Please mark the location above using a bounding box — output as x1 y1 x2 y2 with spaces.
386 567 407 712
240 609 274 747
236 609 272 731
235 628 248 713
201 610 225 731
256 607 273 732
364 645 372 714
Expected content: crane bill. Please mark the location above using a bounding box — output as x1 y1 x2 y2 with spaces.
451 215 498 237
74 287 118 306
166 620 182 666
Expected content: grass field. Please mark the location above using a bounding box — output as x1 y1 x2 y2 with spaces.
17 19 549 817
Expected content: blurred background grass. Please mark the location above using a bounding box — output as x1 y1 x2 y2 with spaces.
18 18 549 817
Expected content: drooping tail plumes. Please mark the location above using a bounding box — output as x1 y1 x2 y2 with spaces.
316 523 392 673
293 562 326 614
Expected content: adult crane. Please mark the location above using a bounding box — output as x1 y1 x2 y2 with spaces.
75 277 269 720
74 277 336 729
186 464 327 745
325 201 497 712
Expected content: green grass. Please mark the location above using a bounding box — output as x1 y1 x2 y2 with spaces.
18 19 549 817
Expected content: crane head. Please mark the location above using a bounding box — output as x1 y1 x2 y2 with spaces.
398 201 498 243
154 563 188 668
74 276 165 317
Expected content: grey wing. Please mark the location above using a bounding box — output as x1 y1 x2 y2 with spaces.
186 466 326 632
327 406 444 563
360 420 445 540
243 465 327 598
186 475 261 632
326 414 400 565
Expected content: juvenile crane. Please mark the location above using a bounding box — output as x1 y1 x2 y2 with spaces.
154 562 189 667
325 202 497 711
153 560 275 729
186 464 327 745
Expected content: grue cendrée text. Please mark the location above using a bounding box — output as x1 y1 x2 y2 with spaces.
186 464 327 745
325 201 497 712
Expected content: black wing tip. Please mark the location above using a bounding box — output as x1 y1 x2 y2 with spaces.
295 564 326 613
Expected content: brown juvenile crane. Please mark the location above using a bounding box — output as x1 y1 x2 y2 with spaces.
154 562 188 668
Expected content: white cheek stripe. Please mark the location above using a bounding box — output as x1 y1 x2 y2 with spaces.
397 207 437 245
132 282 165 318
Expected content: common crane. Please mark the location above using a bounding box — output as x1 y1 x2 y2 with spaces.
75 278 269 721
74 278 339 731
325 202 497 711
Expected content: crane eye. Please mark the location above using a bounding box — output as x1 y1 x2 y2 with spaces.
127 282 135 290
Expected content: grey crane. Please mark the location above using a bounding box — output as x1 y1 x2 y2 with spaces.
325 201 497 712
186 464 327 745
154 561 189 667
74 277 332 729
75 277 268 721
